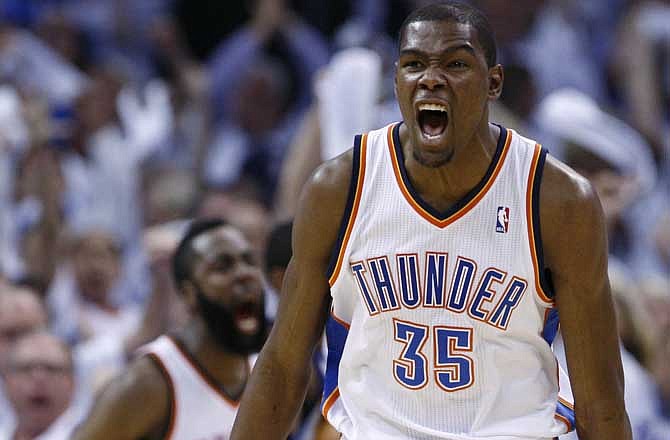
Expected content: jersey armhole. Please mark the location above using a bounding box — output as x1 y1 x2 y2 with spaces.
325 134 368 285
145 353 176 440
526 145 555 305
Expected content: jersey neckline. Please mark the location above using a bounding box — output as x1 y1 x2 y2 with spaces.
166 335 246 407
387 122 511 228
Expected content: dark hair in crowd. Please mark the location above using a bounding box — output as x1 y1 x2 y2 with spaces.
172 218 227 289
398 1 498 67
265 221 293 272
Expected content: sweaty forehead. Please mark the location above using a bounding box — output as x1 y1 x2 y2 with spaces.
191 226 251 261
401 20 482 55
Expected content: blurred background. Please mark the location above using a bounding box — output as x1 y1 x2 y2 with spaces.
0 0 667 439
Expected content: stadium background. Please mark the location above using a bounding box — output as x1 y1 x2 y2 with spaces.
0 0 667 439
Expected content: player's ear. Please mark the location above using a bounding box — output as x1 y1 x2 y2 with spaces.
488 64 503 100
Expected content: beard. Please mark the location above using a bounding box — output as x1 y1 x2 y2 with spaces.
194 286 267 355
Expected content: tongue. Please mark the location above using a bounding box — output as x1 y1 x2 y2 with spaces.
421 111 447 136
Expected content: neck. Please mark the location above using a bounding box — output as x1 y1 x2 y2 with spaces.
177 320 249 384
175 320 250 400
400 122 500 211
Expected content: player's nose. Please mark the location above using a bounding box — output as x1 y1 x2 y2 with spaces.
231 264 262 291
418 65 447 90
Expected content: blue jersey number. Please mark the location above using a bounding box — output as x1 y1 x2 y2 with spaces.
393 319 429 389
393 319 474 391
434 326 474 391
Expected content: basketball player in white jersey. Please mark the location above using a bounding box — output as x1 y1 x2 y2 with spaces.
233 2 631 440
73 219 267 439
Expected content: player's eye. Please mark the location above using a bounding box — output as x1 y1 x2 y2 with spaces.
403 60 423 69
212 256 234 271
448 60 468 69
241 252 256 266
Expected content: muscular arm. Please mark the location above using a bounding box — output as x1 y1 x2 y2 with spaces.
540 157 632 439
231 151 353 439
71 357 169 440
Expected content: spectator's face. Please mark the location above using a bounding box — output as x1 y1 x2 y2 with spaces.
188 226 266 354
72 232 122 305
4 334 74 436
235 69 284 134
74 72 122 137
0 291 47 367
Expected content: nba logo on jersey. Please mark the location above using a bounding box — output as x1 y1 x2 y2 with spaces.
496 206 510 233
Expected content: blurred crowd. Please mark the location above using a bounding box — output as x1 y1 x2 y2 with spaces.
0 0 667 439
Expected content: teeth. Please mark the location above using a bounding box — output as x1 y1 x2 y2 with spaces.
418 103 447 112
237 316 259 333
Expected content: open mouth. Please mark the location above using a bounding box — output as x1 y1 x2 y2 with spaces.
233 301 261 335
28 394 51 409
418 103 448 138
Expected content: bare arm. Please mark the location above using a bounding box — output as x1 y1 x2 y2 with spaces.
541 157 631 439
231 150 353 439
71 357 169 440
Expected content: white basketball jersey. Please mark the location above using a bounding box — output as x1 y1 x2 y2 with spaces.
139 336 252 440
322 123 575 440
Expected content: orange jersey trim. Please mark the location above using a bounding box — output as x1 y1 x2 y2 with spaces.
167 336 245 408
146 353 177 440
321 387 341 419
526 144 553 304
558 396 575 410
328 134 368 286
555 413 572 432
331 310 351 330
387 124 512 229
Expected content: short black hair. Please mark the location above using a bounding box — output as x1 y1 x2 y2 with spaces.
265 221 293 272
172 218 227 290
398 1 497 67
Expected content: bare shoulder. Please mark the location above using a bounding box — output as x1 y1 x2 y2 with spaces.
73 356 170 439
293 148 355 260
111 355 170 409
540 155 602 229
539 154 606 272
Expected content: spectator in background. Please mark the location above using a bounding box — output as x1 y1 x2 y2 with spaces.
57 222 187 426
61 66 172 247
536 89 663 276
141 166 198 227
0 286 47 363
613 0 670 165
473 0 608 101
0 21 86 106
203 0 329 203
274 44 400 220
0 285 48 436
47 228 141 346
1 331 81 440
148 17 211 170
